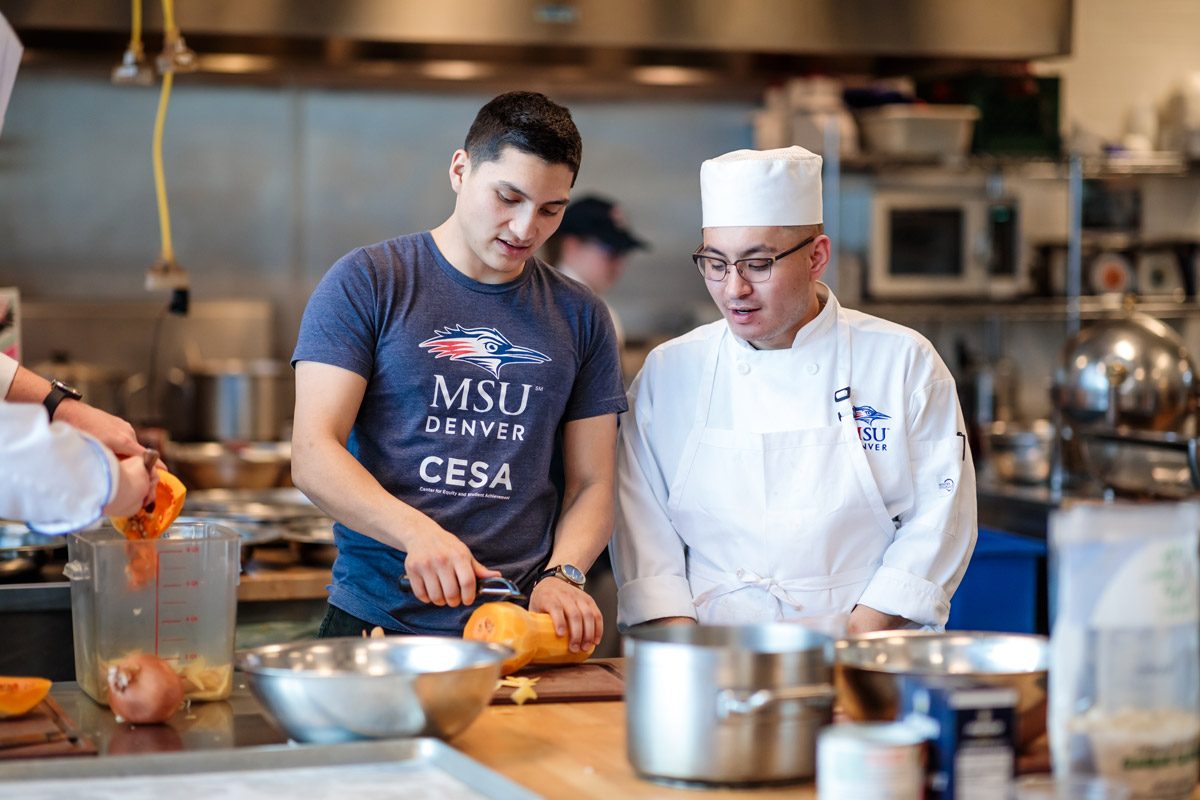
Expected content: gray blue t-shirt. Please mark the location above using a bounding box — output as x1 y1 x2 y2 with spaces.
292 231 627 635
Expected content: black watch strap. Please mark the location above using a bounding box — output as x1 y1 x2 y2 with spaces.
43 379 82 420
537 564 586 589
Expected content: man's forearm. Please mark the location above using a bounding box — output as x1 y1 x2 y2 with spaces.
292 436 432 553
546 477 614 572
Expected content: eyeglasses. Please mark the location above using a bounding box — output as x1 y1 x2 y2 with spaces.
692 234 818 283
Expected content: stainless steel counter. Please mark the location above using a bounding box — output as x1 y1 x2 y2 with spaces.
48 678 286 754
6 683 536 800
0 554 329 680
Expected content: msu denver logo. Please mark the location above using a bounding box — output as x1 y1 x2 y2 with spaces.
853 405 891 451
853 405 890 426
419 325 551 378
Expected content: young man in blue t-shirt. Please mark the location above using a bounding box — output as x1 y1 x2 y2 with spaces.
292 92 627 653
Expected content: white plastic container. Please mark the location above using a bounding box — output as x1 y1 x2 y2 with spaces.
858 104 979 158
817 722 926 799
1048 502 1200 800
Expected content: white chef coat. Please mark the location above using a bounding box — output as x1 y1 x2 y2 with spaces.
0 352 16 398
612 283 977 629
0 401 118 533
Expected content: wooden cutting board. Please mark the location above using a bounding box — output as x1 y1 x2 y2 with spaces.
492 662 624 705
0 697 96 759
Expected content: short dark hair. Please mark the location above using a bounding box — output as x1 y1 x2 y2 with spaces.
464 91 582 185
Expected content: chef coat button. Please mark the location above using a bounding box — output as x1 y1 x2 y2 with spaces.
736 361 751 375
807 363 819 375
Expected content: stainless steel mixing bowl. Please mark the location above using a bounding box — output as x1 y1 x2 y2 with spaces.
835 631 1049 752
169 441 292 490
236 636 512 743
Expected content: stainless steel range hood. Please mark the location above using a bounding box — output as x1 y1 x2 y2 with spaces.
2 0 1072 95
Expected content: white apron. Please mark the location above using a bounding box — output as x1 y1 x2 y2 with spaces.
665 308 897 625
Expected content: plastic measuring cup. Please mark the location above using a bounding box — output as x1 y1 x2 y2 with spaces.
66 521 240 704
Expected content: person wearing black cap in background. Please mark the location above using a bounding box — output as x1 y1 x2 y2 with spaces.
542 195 646 657
543 195 647 350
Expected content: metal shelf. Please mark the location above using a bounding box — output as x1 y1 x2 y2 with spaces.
841 152 1196 179
858 296 1200 323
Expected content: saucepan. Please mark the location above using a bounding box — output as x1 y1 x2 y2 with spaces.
987 420 1054 485
624 624 834 786
30 355 138 418
172 358 293 442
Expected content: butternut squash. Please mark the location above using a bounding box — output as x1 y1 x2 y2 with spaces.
110 469 187 541
463 602 594 675
0 676 52 718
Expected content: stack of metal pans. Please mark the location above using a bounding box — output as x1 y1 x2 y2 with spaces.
182 488 332 561
0 522 67 582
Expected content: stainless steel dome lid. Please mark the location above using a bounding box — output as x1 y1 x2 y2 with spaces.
1054 312 1197 433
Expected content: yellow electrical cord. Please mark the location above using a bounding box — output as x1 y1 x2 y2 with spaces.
162 0 178 42
151 0 181 266
152 70 174 265
129 0 143 59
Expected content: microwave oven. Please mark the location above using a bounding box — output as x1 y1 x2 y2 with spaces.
867 186 1023 299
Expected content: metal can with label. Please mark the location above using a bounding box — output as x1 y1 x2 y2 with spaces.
817 721 927 800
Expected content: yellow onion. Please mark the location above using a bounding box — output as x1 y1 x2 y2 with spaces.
107 653 184 724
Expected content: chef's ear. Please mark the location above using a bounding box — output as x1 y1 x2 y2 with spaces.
809 234 832 281
448 149 471 193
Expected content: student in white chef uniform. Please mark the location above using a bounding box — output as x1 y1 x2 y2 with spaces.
612 146 977 634
0 353 158 532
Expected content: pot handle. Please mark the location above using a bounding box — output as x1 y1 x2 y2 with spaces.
715 683 835 719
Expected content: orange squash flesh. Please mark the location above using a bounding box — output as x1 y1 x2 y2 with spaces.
110 469 188 541
0 677 52 718
110 469 187 589
123 540 159 591
463 602 594 675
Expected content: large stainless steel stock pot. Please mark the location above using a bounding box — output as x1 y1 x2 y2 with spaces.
624 624 834 786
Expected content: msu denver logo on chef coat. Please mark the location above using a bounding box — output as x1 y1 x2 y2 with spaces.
419 325 551 378
854 405 891 451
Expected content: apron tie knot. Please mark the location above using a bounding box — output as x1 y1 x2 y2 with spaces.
733 568 796 605
734 568 773 588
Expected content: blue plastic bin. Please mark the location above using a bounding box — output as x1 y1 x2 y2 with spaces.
946 527 1047 634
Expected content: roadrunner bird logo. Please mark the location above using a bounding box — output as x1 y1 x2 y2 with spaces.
853 405 891 426
419 325 551 378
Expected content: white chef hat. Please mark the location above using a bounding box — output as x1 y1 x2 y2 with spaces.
700 146 823 228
